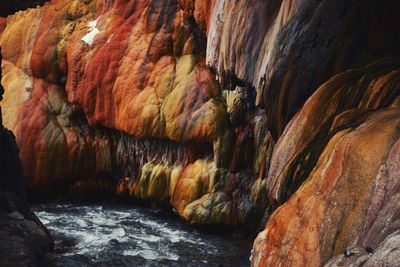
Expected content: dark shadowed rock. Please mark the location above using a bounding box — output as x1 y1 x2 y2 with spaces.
0 0 49 17
0 47 54 266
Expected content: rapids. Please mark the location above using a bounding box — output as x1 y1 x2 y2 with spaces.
34 203 251 267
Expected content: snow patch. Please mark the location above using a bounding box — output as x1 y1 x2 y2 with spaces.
106 34 113 44
81 18 100 45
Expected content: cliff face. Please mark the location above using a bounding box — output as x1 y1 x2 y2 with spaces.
1 0 400 266
252 58 400 266
207 0 400 139
0 0 269 227
206 1 400 264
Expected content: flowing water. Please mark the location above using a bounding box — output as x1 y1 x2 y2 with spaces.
33 203 252 267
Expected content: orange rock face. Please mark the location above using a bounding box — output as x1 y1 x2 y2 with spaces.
1 0 400 264
1 0 225 187
65 0 227 143
204 1 400 263
252 58 400 266
0 0 268 227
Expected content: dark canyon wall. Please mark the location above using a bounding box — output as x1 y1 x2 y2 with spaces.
0 49 53 266
1 0 399 266
0 3 54 266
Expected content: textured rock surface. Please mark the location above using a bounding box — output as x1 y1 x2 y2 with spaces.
252 58 400 266
206 1 400 264
207 0 400 138
0 0 269 227
1 0 400 265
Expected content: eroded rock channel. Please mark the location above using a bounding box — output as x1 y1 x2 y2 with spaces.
1 0 400 266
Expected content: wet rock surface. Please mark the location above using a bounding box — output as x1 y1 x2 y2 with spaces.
207 0 400 139
0 0 399 266
252 58 400 266
0 0 270 228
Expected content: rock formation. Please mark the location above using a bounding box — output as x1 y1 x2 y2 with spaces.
252 58 400 266
207 0 400 139
1 0 399 266
0 0 269 227
206 0 400 265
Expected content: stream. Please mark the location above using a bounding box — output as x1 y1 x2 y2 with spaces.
33 203 252 267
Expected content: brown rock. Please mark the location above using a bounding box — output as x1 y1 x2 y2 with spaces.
206 0 400 139
252 58 400 266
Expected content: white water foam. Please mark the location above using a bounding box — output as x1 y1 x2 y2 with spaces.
122 249 180 261
34 204 250 266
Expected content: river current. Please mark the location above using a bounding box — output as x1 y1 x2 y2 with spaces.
33 203 251 267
